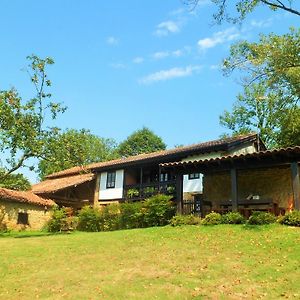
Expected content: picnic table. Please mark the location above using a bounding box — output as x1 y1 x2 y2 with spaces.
217 198 277 218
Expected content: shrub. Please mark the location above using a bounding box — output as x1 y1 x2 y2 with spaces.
201 212 222 225
75 195 175 232
126 188 139 199
278 210 300 227
119 202 144 229
142 194 175 227
247 211 276 225
66 216 79 231
221 212 245 224
47 207 69 232
99 204 121 231
77 206 101 232
169 214 202 226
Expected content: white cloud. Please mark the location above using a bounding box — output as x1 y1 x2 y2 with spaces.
110 62 126 69
152 51 170 59
106 36 119 46
210 64 220 70
172 49 183 57
133 57 144 64
154 20 180 37
197 27 240 51
197 0 211 6
139 65 202 85
169 8 186 16
151 48 185 60
250 18 273 28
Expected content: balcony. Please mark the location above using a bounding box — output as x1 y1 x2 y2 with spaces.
123 180 176 201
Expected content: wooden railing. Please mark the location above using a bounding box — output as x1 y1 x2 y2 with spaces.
124 181 176 201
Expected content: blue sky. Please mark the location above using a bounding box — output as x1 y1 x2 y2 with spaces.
0 0 299 181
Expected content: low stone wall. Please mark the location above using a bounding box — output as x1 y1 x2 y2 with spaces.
0 200 52 230
203 166 295 210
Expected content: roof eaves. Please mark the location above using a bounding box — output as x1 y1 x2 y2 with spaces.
45 133 259 179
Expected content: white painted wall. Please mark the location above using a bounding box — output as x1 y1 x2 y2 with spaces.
228 143 256 156
183 174 203 193
182 151 223 162
182 142 256 163
99 169 124 200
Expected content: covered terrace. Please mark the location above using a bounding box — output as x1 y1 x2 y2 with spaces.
161 147 300 217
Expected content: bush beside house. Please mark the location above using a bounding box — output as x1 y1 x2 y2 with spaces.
278 210 300 227
47 194 175 232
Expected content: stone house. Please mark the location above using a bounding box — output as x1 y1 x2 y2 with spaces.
31 133 300 217
0 188 55 230
32 134 263 209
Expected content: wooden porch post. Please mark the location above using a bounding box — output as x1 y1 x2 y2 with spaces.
290 162 300 210
158 165 161 193
139 167 143 197
176 173 183 214
230 168 238 211
93 174 100 208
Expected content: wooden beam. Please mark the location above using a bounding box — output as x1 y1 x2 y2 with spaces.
158 166 161 192
175 173 183 214
139 167 143 196
230 168 238 211
291 162 300 210
93 174 100 208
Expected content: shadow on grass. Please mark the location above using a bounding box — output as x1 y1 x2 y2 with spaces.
0 231 69 238
241 223 278 231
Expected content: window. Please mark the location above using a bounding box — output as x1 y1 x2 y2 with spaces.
160 173 169 182
188 173 200 180
106 171 116 188
17 212 29 225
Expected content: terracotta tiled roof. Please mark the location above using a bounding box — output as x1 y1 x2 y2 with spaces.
160 146 300 168
32 173 95 194
0 188 55 207
46 133 259 179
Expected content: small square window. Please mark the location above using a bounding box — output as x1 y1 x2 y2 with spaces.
106 171 116 189
17 212 29 225
160 173 169 182
188 173 200 180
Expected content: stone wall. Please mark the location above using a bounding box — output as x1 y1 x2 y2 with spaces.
203 166 295 210
0 200 52 230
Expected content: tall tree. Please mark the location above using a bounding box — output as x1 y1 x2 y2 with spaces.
38 129 118 179
223 28 300 102
0 169 31 191
220 28 300 147
185 1 300 23
117 127 166 157
0 55 66 179
220 83 286 147
276 106 300 147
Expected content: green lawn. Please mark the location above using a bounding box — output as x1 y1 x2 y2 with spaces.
0 225 299 299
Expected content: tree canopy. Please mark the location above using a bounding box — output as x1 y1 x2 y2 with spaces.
0 55 66 180
0 169 31 191
276 106 300 147
117 127 166 157
220 28 300 147
186 1 300 23
38 129 118 179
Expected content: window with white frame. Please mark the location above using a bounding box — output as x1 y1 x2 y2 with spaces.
106 171 116 188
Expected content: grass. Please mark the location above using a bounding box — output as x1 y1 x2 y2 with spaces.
0 225 299 299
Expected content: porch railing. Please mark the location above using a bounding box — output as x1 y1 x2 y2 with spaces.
124 181 176 201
